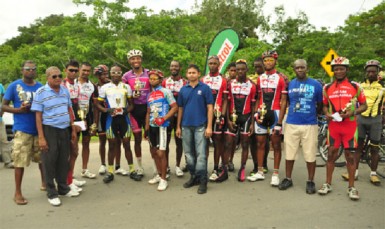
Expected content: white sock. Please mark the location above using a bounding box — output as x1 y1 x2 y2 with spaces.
370 171 377 176
137 157 142 168
355 170 359 177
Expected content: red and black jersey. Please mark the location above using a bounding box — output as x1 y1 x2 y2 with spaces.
201 73 228 112
256 70 287 110
161 76 187 100
228 78 256 115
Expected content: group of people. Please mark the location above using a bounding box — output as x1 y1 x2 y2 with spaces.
0 48 383 207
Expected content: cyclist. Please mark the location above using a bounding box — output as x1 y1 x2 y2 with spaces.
318 57 367 200
145 70 178 191
341 60 384 185
247 50 287 187
201 55 228 182
225 60 256 181
226 62 237 172
122 49 150 181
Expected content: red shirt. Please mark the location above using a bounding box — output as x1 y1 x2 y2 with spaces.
256 70 287 111
201 73 228 112
228 78 256 115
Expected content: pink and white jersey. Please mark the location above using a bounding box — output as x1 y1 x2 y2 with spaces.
62 78 80 105
122 69 150 105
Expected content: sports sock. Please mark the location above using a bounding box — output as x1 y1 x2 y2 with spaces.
108 165 114 173
137 157 142 168
129 164 135 173
370 171 377 176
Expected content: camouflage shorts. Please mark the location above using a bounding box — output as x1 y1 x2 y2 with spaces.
11 131 41 167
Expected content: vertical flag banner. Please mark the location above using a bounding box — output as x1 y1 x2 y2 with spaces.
204 28 240 75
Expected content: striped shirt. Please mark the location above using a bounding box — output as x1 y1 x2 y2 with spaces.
31 84 72 129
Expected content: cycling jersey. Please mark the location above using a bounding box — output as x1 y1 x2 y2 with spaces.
360 80 385 117
98 82 132 109
76 79 96 118
162 76 187 100
147 86 176 128
256 70 287 111
62 78 80 120
201 73 228 112
228 78 256 116
122 68 150 105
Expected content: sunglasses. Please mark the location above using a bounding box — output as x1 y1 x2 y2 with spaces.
110 71 122 75
236 59 247 64
23 67 37 71
51 74 63 79
68 69 79 73
263 58 275 63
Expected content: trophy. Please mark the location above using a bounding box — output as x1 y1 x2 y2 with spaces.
151 105 160 124
16 84 30 105
114 97 123 115
133 78 141 97
214 104 221 124
259 103 267 122
78 104 88 121
231 108 238 127
341 97 357 113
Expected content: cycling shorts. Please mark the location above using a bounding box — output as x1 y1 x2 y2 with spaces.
130 104 147 133
225 114 252 136
106 115 131 139
328 120 357 149
149 126 171 150
357 115 382 144
255 110 280 135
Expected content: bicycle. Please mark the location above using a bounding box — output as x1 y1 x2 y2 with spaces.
360 126 385 178
317 115 346 167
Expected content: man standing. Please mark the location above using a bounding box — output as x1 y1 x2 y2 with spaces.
278 59 323 194
201 55 228 182
318 57 367 200
162 60 187 177
2 60 45 205
97 65 135 183
145 70 177 191
341 60 383 185
176 64 213 194
122 49 150 181
248 51 287 187
0 82 14 168
32 66 80 206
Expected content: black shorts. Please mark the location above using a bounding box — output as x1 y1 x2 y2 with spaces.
98 112 108 133
130 104 147 133
149 126 171 150
225 114 252 136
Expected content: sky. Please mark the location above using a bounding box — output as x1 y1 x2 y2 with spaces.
0 0 382 44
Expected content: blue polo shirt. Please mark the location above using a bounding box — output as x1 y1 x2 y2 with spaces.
31 84 72 129
177 81 213 127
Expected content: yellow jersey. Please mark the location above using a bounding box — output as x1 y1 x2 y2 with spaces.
360 80 385 117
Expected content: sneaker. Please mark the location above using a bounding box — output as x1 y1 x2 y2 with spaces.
69 183 82 193
271 175 280 187
278 178 293 190
318 183 332 195
98 165 107 175
175 166 184 177
209 170 219 182
306 181 316 194
238 167 246 182
166 167 171 179
249 169 258 176
64 189 80 197
228 162 235 172
81 169 96 179
148 174 161 184
183 176 199 188
157 179 168 191
247 172 265 182
115 168 128 176
341 173 358 181
347 187 360 200
263 167 269 174
4 162 14 169
129 171 142 181
73 179 86 187
48 197 61 206
137 167 144 176
216 169 228 183
103 172 114 183
370 175 381 185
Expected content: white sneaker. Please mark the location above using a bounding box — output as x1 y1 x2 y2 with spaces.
348 187 360 200
270 175 280 186
175 166 184 177
157 178 168 191
81 169 96 179
115 168 128 176
247 172 265 182
69 183 82 192
148 174 161 184
73 179 86 187
64 189 80 197
48 197 61 206
98 165 107 175
137 167 144 176
209 170 219 181
318 183 332 195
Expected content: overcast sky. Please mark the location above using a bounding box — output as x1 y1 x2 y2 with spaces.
0 0 382 44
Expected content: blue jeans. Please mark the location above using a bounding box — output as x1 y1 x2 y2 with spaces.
182 125 207 183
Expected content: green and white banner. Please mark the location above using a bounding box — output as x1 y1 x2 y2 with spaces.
204 28 240 75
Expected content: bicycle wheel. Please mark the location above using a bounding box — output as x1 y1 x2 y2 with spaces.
318 134 346 167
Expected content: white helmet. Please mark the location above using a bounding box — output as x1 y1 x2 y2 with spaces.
127 49 142 59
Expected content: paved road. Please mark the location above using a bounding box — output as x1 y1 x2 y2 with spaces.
1 141 384 228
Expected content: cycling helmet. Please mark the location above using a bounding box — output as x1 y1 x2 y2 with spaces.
364 59 382 70
127 49 143 59
330 57 349 66
148 69 164 79
262 50 278 59
94 64 109 75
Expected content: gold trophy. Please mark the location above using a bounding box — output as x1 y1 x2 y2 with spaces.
231 108 238 127
16 84 30 105
114 97 123 115
78 104 88 121
259 103 267 122
341 97 357 113
214 104 221 124
133 78 141 97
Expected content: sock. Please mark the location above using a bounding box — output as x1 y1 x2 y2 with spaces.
370 171 377 176
355 170 359 177
115 164 120 170
108 165 114 173
258 167 264 173
273 169 279 175
137 157 142 168
129 164 135 173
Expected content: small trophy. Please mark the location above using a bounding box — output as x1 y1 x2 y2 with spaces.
341 97 357 113
16 84 30 105
214 104 221 124
231 109 238 127
133 78 141 97
78 104 88 121
114 97 123 115
151 105 160 123
259 103 267 122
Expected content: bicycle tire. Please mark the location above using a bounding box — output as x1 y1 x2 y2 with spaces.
318 134 346 167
